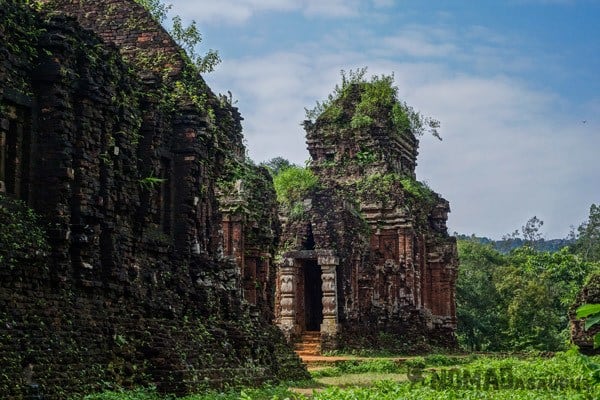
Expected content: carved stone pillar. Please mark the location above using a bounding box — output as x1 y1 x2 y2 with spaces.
318 255 339 335
278 257 297 340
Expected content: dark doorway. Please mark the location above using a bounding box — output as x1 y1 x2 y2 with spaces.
303 260 323 331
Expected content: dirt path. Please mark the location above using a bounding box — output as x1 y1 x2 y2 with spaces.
299 354 407 366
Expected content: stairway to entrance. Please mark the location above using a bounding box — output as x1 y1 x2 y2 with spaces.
294 331 321 357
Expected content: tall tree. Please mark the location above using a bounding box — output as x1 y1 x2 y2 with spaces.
262 157 295 176
456 240 506 351
457 239 599 351
574 204 600 262
521 215 544 245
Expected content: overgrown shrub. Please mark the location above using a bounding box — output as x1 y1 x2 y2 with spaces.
272 166 318 206
305 68 441 140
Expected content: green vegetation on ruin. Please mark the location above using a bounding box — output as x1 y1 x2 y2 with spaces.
133 0 221 73
0 194 49 267
354 172 437 209
305 68 441 140
272 165 319 208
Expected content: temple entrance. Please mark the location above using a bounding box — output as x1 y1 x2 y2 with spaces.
303 260 323 331
277 249 339 342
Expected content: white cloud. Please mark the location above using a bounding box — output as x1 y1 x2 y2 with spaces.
203 17 600 239
414 77 599 238
170 0 368 24
170 0 297 24
303 0 361 17
382 32 458 58
207 53 328 163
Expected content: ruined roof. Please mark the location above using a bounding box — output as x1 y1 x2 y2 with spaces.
305 78 420 181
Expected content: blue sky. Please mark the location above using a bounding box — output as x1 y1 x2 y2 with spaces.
167 0 600 239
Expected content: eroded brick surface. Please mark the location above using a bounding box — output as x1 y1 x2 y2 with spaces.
0 1 306 398
274 83 459 352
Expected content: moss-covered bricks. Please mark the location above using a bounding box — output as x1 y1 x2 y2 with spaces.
0 1 306 398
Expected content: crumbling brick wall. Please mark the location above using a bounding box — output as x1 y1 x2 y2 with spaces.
0 1 306 398
219 164 281 319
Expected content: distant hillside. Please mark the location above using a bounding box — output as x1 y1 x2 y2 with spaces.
455 234 575 253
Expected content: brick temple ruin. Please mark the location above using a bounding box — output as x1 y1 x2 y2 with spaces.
0 0 459 398
273 83 459 352
0 1 305 398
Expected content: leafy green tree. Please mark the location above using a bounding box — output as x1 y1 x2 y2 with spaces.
521 215 544 245
495 263 563 350
457 239 599 351
502 247 598 350
574 204 600 262
170 15 220 73
510 246 597 307
456 240 505 350
261 157 295 177
499 216 545 252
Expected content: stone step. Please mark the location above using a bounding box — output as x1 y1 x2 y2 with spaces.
295 341 320 346
295 347 319 353
294 331 322 357
297 340 320 345
298 337 320 341
301 331 320 336
295 342 319 346
295 341 319 347
296 351 320 357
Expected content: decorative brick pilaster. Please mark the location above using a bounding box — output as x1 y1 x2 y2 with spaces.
318 255 339 348
278 257 298 340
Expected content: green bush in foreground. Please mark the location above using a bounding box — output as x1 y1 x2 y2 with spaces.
83 385 303 400
312 381 594 400
84 352 600 399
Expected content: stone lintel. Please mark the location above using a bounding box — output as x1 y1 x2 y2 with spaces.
284 250 317 260
283 249 336 261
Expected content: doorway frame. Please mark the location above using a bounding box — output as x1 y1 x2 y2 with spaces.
277 249 339 340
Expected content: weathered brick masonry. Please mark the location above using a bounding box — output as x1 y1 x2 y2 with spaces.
275 83 459 352
0 1 306 398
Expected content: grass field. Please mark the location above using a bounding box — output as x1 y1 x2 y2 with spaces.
83 350 600 399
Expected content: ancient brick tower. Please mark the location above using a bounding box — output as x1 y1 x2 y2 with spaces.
275 81 458 351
